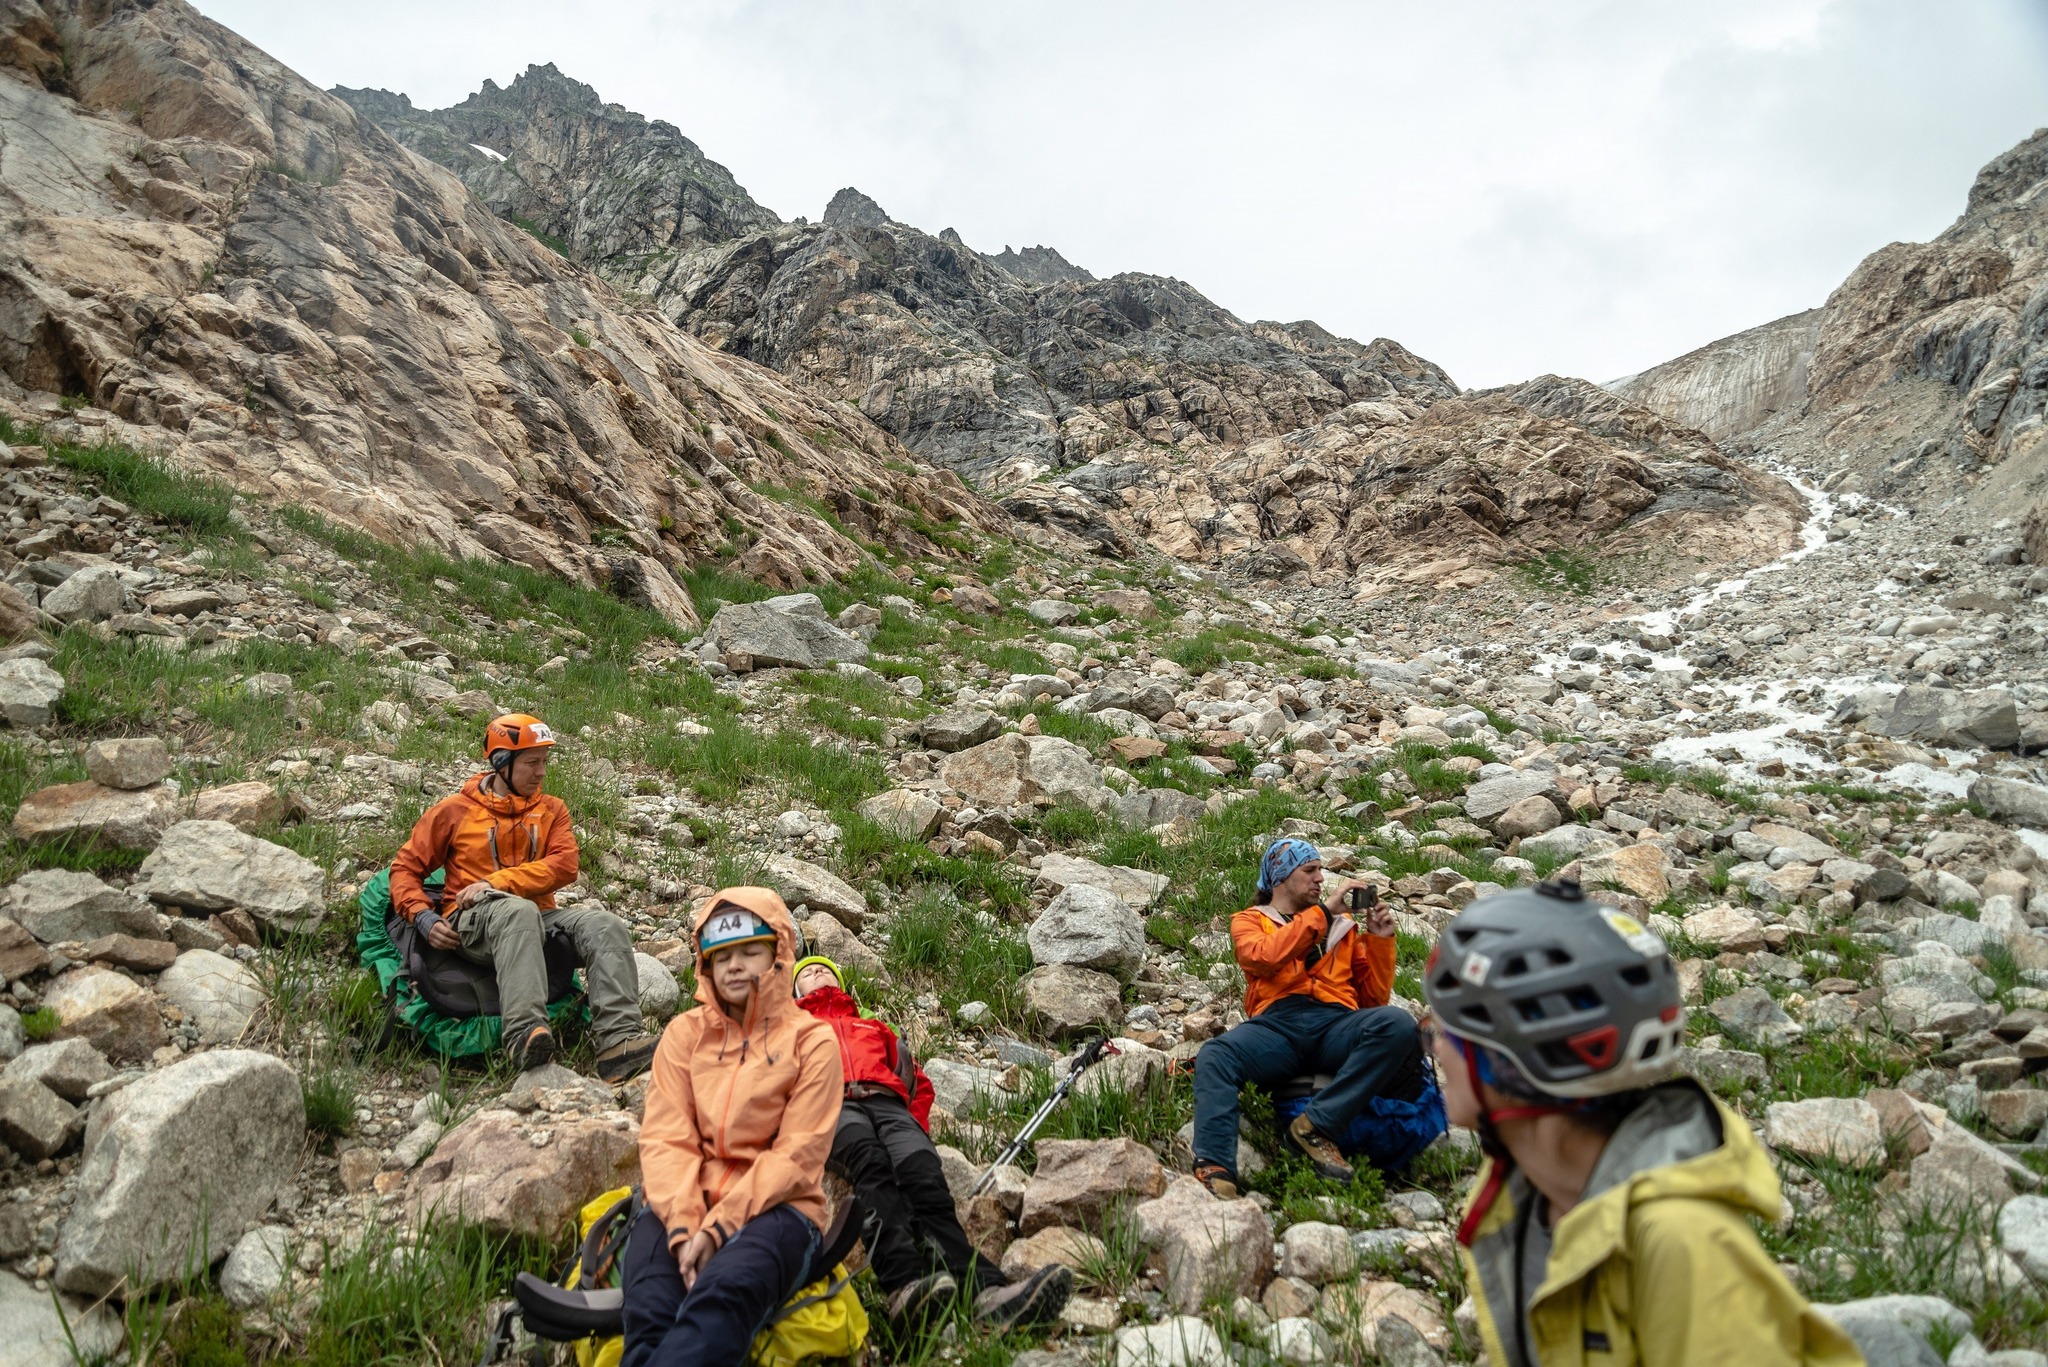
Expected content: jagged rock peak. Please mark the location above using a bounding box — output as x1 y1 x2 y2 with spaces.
823 187 891 229
985 244 1095 286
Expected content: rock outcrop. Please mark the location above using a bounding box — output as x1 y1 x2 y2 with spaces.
1609 309 1821 440
0 0 996 615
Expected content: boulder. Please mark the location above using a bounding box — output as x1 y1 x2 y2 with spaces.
1278 1221 1357 1285
83 737 172 790
1036 852 1170 908
1027 598 1082 626
999 1225 1106 1279
763 854 868 929
1464 772 1563 825
703 600 868 670
190 780 288 831
1021 964 1123 1038
1493 794 1561 840
1027 883 1148 980
408 1107 641 1238
922 707 1004 752
1680 905 1765 954
1909 1133 2019 1217
1764 1098 1886 1168
0 1006 18 1062
1973 776 2048 829
1096 589 1159 619
1109 787 1208 832
634 952 679 1016
0 1075 76 1159
219 1224 294 1309
1335 1279 1454 1356
1812 1296 1967 1367
1750 821 1834 866
41 567 125 623
0 657 64 727
1114 1316 1228 1367
923 1058 1009 1116
0 1270 122 1367
157 949 267 1044
1997 1193 2048 1283
1517 824 1619 863
42 966 167 1062
81 932 177 972
55 1050 304 1296
1371 1315 1445 1367
1876 685 2020 751
950 585 1000 615
1 869 162 943
11 779 178 850
1130 1180 1269 1311
4 1038 113 1100
1983 1088 2048 1140
940 734 1107 810
856 789 942 842
1707 986 1801 1047
1578 843 1668 901
801 911 882 980
139 820 326 931
0 917 48 980
1020 1137 1167 1234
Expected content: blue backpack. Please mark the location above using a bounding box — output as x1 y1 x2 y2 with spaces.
1273 1066 1448 1175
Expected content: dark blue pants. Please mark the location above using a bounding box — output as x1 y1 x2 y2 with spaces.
621 1204 819 1367
1192 995 1420 1176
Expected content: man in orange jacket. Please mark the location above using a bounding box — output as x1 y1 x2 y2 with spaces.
388 714 657 1080
624 889 843 1367
1191 837 1423 1197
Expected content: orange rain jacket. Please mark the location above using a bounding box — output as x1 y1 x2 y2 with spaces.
388 773 579 925
1231 902 1397 1019
640 888 844 1256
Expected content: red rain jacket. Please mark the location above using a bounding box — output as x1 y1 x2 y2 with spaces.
797 985 934 1131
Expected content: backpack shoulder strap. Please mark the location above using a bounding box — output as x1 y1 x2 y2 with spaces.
578 1189 643 1286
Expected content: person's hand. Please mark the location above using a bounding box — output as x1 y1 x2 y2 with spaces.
677 1230 715 1290
425 918 460 950
1364 903 1397 938
454 879 496 908
1323 878 1375 915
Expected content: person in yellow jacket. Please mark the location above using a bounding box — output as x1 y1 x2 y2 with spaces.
1422 881 1864 1367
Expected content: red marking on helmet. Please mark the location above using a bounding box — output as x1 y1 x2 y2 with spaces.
1566 1024 1620 1069
1425 945 1440 975
1658 1005 1679 1023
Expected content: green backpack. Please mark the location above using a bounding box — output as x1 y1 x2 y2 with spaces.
356 868 588 1059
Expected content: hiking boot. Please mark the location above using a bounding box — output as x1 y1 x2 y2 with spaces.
884 1271 957 1327
512 1025 556 1071
594 1034 660 1083
973 1264 1072 1332
1288 1114 1354 1183
1193 1163 1239 1199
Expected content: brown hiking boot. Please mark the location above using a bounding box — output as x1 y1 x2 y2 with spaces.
512 1025 556 1071
973 1264 1071 1331
595 1034 660 1083
1193 1163 1240 1199
1288 1114 1354 1183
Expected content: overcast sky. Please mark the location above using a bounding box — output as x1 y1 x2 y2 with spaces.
195 0 2048 389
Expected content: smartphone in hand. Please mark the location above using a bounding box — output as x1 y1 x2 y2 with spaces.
1347 884 1379 911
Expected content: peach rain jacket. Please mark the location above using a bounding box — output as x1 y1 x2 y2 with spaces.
640 888 844 1256
388 773 579 919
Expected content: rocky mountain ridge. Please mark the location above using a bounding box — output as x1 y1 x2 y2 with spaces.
0 0 998 626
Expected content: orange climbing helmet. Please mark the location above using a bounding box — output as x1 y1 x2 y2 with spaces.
484 713 558 764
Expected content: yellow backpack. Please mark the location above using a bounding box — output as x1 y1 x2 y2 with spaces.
547 1187 868 1367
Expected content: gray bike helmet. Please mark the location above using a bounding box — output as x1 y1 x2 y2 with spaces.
1424 880 1685 1099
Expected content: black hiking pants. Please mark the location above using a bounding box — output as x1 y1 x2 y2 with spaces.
829 1090 1006 1295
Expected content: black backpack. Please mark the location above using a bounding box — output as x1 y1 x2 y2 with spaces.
386 903 582 1020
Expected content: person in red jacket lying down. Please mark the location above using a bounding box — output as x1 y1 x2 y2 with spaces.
792 956 1071 1332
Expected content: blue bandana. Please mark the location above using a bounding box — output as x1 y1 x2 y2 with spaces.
1257 838 1321 894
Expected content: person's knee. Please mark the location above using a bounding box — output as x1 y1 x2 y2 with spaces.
1366 1006 1420 1051
493 897 544 935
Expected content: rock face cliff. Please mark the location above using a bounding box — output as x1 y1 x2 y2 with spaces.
338 69 1463 486
0 1 994 622
1611 126 2048 540
1609 310 1821 441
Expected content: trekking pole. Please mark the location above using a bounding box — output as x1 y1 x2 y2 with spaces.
972 1034 1117 1195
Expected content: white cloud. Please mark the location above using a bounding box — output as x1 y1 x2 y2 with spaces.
193 0 2048 389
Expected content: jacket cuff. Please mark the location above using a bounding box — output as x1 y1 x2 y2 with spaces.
414 909 445 941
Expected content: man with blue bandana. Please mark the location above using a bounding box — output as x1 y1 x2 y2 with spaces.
1190 837 1423 1197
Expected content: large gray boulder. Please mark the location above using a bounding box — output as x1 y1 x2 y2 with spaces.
84 737 172 790
1027 883 1148 981
156 949 267 1044
940 734 1108 811
1 869 163 943
1876 686 2020 751
704 600 868 670
1973 775 2048 828
40 567 125 624
0 657 65 727
1110 787 1208 832
922 707 1004 753
856 789 943 842
139 820 326 932
1022 964 1124 1039
55 1050 305 1296
0 1269 122 1367
1463 772 1564 826
763 855 869 930
10 779 178 850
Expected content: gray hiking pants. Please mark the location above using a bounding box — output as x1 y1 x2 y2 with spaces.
455 894 642 1051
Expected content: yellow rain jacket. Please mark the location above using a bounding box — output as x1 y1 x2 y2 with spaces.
1456 1080 1864 1367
